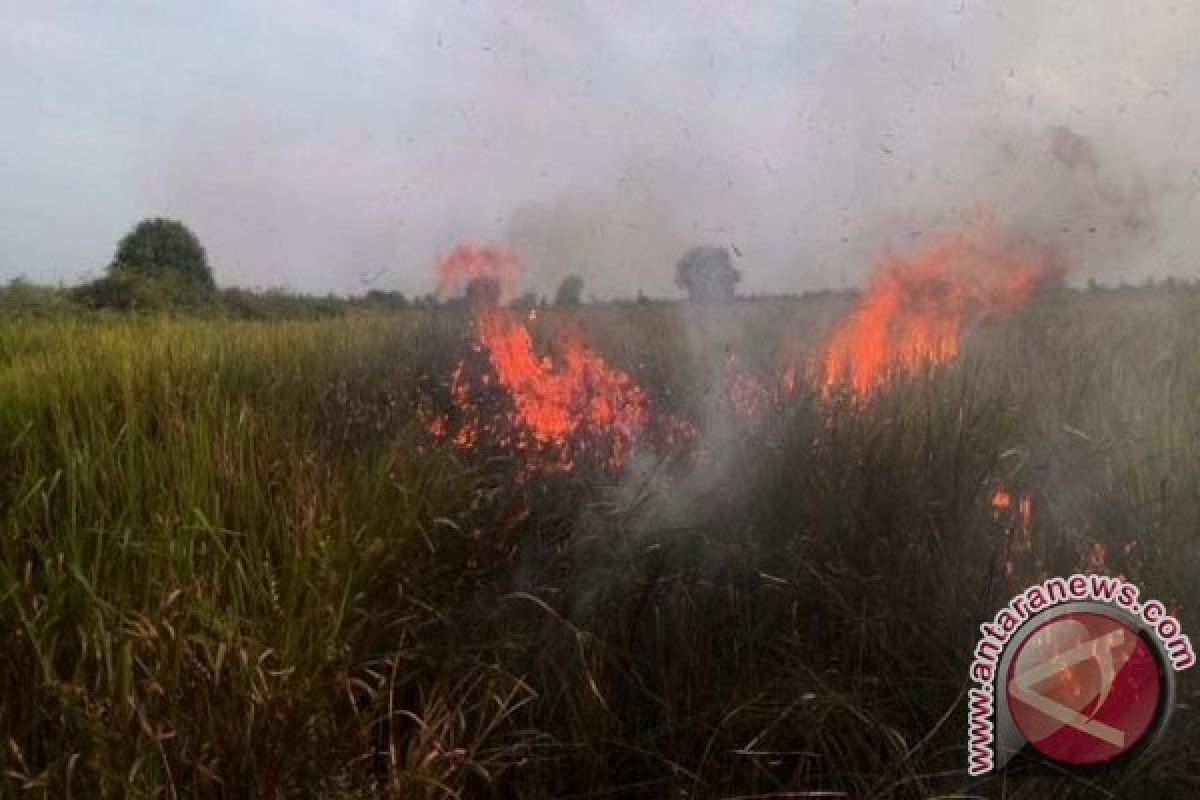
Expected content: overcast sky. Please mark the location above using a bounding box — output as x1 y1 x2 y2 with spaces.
3 1 1198 297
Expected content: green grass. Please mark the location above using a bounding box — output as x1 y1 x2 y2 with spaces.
1 293 1199 797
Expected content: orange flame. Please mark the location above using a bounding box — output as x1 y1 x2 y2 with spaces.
725 351 773 425
435 244 522 302
820 227 1059 399
992 486 1036 580
431 244 651 472
471 310 648 469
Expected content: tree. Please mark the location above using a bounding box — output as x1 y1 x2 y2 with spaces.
554 275 584 306
675 245 739 302
110 218 215 290
73 218 217 310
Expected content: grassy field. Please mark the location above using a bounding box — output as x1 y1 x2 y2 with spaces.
2 291 1199 798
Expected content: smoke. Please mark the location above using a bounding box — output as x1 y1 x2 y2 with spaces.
6 1 1199 292
505 185 691 301
550 109 1165 618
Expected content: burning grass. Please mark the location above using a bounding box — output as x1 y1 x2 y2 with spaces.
425 244 691 476
2 287 1200 798
819 225 1064 400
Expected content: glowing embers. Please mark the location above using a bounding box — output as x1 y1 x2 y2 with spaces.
724 349 803 427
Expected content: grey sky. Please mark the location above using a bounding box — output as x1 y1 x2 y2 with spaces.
2 1 1198 297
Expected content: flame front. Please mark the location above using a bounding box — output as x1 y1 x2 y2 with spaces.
820 227 1059 399
468 308 648 469
432 244 650 473
432 227 1060 473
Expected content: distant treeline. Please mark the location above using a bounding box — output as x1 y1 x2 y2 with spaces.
2 216 1197 319
3 273 1199 319
0 276 844 319
0 277 388 319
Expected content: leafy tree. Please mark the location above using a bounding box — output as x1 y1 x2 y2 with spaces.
675 245 740 302
111 218 215 290
554 274 584 306
72 218 217 311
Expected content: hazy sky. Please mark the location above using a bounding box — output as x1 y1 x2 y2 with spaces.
3 1 1198 297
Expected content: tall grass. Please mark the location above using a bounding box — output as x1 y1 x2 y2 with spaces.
0 315 499 797
1 294 1198 797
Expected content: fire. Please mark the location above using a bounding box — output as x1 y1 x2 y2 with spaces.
430 244 651 473
434 244 522 302
430 224 1059 474
992 486 1035 580
467 310 648 469
820 226 1059 399
725 351 773 425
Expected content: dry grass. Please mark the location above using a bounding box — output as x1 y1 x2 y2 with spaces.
1 291 1198 798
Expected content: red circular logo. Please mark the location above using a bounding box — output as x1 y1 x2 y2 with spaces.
1005 611 1164 765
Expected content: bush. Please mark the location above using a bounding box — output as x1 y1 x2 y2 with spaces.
0 278 77 315
219 287 346 319
73 270 216 312
360 289 408 311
